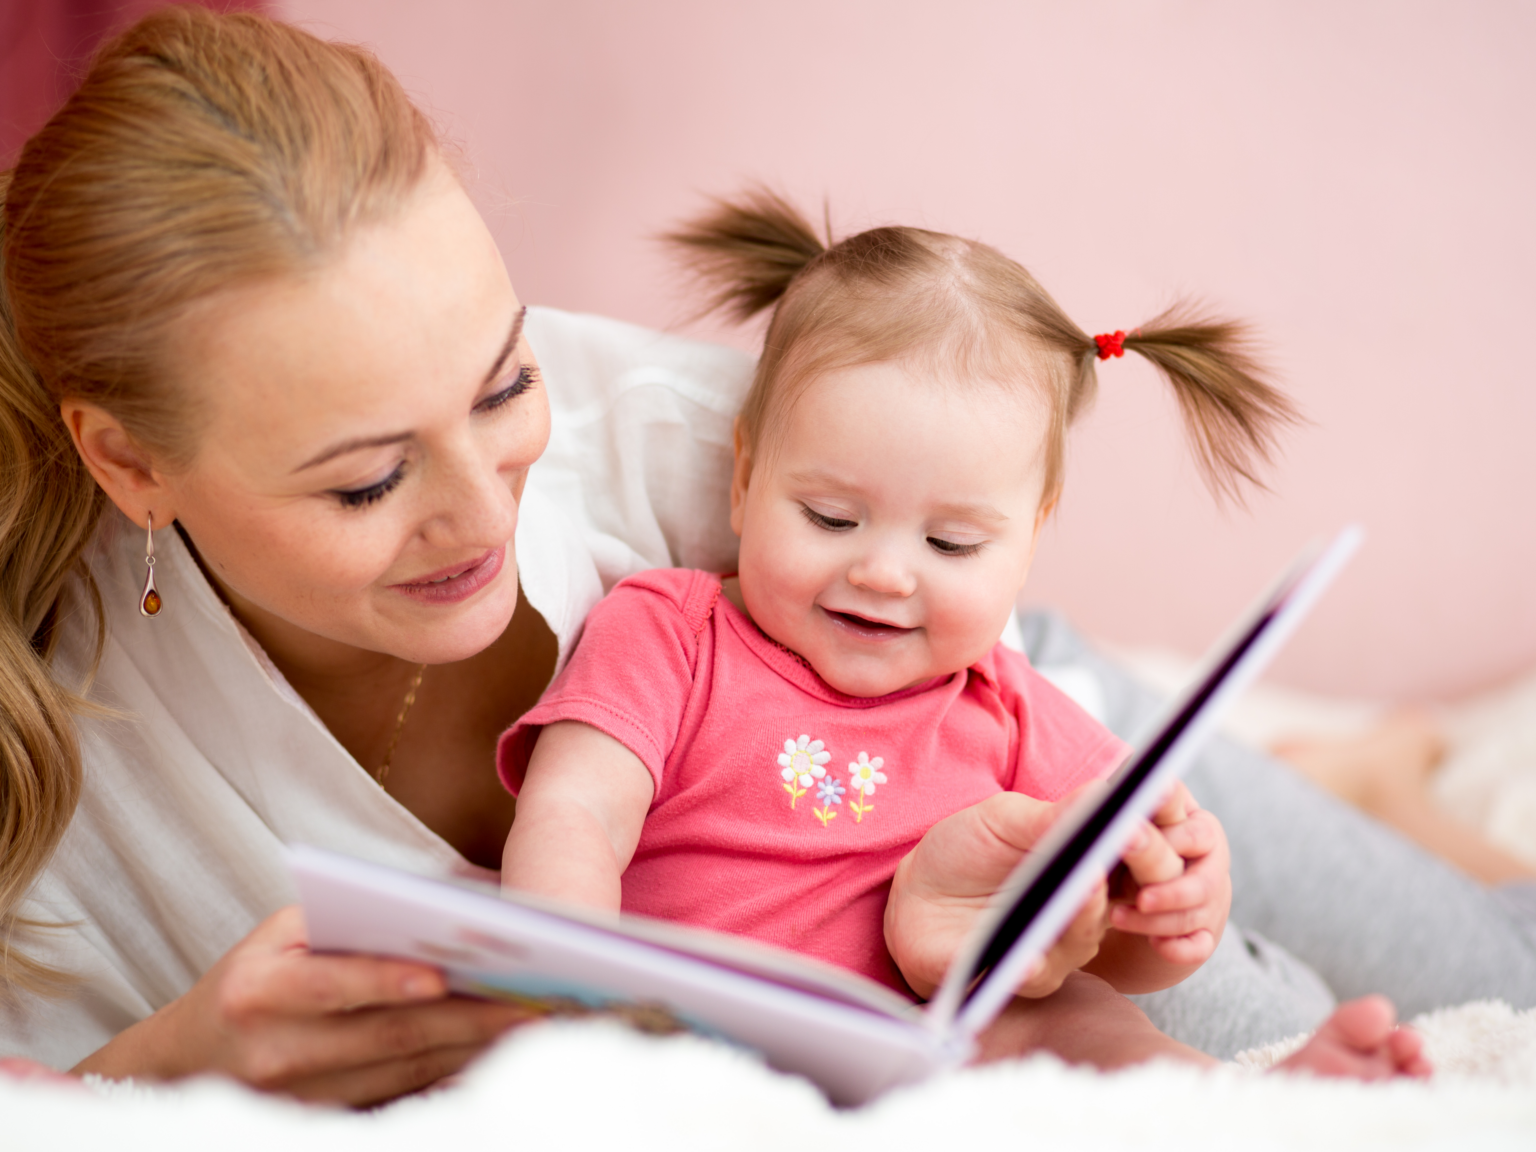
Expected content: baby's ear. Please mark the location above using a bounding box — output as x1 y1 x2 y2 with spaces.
729 418 753 537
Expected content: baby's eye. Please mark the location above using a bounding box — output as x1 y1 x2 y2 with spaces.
927 536 984 557
801 506 857 532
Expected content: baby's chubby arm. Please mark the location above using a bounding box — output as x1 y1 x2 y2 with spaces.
501 721 655 911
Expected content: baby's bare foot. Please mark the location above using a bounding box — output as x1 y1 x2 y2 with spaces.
1274 996 1432 1081
1271 710 1445 814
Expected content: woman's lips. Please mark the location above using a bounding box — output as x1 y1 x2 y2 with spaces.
822 607 915 642
391 546 505 605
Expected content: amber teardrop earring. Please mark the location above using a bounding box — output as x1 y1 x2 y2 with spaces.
139 513 163 617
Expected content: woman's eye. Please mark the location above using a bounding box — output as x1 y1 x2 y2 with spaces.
333 462 407 509
801 506 857 532
477 364 538 413
927 536 984 557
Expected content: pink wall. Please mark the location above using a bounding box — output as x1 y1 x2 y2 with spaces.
0 1 265 164
277 0 1535 701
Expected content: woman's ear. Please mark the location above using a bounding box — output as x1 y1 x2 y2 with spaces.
59 401 177 530
729 418 753 538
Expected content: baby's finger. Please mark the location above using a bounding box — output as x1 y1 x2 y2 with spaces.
1150 782 1193 827
1159 809 1220 860
1135 871 1210 915
1119 822 1183 886
1149 930 1217 968
1111 903 1211 939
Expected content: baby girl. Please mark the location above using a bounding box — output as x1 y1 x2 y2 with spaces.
499 191 1429 1075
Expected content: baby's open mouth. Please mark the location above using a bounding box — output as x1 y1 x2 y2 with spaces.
824 608 914 637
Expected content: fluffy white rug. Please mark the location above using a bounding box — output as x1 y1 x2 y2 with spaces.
6 1001 1535 1151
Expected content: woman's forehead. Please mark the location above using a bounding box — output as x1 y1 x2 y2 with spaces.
169 176 517 468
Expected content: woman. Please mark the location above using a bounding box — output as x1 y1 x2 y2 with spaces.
0 8 1489 1097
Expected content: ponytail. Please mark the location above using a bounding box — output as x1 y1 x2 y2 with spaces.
664 185 829 324
0 169 102 993
1105 308 1298 503
668 187 1298 503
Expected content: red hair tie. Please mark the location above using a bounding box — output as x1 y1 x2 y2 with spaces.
1094 330 1127 360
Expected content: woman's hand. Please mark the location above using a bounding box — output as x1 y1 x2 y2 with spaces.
885 791 1110 999
72 906 533 1106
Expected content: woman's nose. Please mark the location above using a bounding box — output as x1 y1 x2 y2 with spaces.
846 548 918 598
420 438 520 547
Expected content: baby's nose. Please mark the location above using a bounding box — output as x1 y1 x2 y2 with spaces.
847 552 917 597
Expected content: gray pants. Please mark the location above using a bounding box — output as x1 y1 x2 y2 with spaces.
1019 611 1536 1058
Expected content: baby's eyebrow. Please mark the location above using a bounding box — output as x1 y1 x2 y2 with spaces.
929 501 1009 524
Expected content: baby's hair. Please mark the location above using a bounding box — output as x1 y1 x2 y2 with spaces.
665 187 1298 505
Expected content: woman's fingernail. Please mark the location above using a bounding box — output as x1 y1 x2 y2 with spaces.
1129 826 1149 851
404 975 437 997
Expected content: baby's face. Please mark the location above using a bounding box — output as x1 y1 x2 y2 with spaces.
732 361 1052 698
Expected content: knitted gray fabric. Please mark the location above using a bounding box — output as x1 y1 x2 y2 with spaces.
1020 610 1536 1058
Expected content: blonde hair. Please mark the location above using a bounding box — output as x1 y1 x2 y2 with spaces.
667 187 1298 504
0 7 437 990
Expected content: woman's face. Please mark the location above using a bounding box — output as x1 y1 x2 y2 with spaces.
160 166 548 666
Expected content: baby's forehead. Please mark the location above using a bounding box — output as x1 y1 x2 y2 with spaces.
764 361 1053 489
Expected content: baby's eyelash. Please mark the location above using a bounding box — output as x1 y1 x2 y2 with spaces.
334 462 407 509
478 364 538 413
801 506 857 532
927 536 984 558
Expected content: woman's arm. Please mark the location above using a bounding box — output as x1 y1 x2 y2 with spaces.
502 720 655 909
71 907 531 1105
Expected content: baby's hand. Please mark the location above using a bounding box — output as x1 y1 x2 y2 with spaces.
885 792 1111 999
1107 783 1231 972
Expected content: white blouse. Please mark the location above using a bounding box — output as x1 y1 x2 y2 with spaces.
0 307 755 1068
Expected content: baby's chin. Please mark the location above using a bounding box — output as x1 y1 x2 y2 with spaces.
812 655 948 700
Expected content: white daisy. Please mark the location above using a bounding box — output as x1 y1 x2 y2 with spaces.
847 752 887 796
776 735 831 788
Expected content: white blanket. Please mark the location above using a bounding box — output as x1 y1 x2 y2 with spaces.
7 1001 1535 1150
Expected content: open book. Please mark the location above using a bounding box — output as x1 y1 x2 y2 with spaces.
292 527 1361 1105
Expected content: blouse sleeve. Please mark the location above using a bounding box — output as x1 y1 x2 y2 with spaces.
523 307 754 590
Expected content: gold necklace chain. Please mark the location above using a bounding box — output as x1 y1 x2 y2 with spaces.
376 663 428 784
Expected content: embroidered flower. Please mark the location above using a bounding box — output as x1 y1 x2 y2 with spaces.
813 776 845 828
847 752 886 822
777 734 830 809
848 752 886 795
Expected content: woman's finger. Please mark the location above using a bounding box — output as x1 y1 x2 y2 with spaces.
283 1040 497 1107
232 997 534 1088
225 906 449 1015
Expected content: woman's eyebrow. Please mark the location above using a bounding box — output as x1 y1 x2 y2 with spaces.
481 305 527 387
292 307 528 474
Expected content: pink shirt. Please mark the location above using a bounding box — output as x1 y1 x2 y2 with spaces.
499 569 1127 991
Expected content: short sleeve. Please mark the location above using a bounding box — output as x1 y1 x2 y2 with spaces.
496 569 721 795
987 645 1129 801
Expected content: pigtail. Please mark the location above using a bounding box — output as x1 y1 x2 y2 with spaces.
1115 304 1301 504
664 186 828 324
